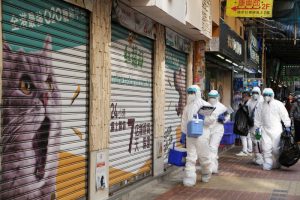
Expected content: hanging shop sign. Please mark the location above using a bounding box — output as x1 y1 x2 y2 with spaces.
1 0 89 199
112 0 155 39
201 0 212 39
248 31 260 65
219 21 244 63
166 28 191 53
208 37 220 52
226 0 273 18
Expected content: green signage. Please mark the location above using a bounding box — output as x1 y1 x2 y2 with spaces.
3 0 89 52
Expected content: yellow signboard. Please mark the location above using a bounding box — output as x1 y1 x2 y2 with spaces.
226 0 273 18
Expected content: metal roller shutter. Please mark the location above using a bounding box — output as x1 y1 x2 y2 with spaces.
109 23 153 192
1 0 89 199
164 46 187 165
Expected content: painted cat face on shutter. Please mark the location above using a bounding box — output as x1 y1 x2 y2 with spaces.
1 36 61 199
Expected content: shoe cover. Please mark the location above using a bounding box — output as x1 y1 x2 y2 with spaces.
253 157 263 165
201 173 211 183
196 165 202 172
183 176 196 187
262 162 272 170
211 164 218 174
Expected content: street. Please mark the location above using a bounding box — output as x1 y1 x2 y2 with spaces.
144 146 300 200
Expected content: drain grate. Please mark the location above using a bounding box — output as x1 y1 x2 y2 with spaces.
270 189 288 200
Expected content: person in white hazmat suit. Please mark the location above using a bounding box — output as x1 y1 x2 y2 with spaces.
254 88 291 170
246 87 264 165
207 90 230 174
180 85 213 186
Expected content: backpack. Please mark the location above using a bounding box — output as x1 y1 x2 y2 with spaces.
279 131 300 167
234 105 249 136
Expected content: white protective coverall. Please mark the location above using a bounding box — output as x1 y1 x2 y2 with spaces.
207 90 229 174
247 87 264 165
254 88 291 170
181 85 213 186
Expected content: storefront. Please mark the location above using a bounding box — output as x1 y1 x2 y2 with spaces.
163 28 189 167
245 29 261 80
206 20 245 107
1 0 90 199
109 1 155 193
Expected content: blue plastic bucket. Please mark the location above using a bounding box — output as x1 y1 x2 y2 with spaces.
224 121 234 134
220 133 236 145
168 143 187 166
187 116 204 137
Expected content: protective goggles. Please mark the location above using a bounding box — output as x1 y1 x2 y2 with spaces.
187 91 196 94
263 93 272 97
252 92 259 95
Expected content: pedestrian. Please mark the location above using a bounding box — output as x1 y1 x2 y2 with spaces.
207 90 230 174
236 89 252 156
247 87 264 165
254 88 291 170
285 93 295 115
180 85 213 186
290 95 300 143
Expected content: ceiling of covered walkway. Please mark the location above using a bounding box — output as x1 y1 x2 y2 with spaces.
242 0 300 65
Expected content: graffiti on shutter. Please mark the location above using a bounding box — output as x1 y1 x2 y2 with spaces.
164 46 187 165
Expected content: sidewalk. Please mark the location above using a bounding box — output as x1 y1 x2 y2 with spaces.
147 146 300 200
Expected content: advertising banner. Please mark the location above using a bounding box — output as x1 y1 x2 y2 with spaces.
226 0 273 18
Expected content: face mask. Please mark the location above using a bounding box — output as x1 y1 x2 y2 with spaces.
187 94 196 103
264 96 271 102
252 94 259 100
209 98 217 105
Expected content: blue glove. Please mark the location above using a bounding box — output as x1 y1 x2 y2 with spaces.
255 128 260 134
217 114 225 123
197 114 205 120
285 127 291 134
180 132 186 145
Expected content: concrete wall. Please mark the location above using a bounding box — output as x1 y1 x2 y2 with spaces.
224 16 244 39
211 0 220 26
65 0 112 199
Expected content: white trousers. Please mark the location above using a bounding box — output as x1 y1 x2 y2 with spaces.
209 123 224 172
261 127 281 169
185 127 212 178
240 133 253 153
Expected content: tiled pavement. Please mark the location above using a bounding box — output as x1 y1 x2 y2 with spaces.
151 146 300 200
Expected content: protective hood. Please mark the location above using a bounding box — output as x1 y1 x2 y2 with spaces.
208 90 219 105
252 87 261 95
262 88 274 102
187 85 202 104
251 87 261 100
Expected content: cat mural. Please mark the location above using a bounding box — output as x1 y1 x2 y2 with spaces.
0 36 61 199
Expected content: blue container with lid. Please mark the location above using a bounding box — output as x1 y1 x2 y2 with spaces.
168 142 187 166
187 114 204 137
